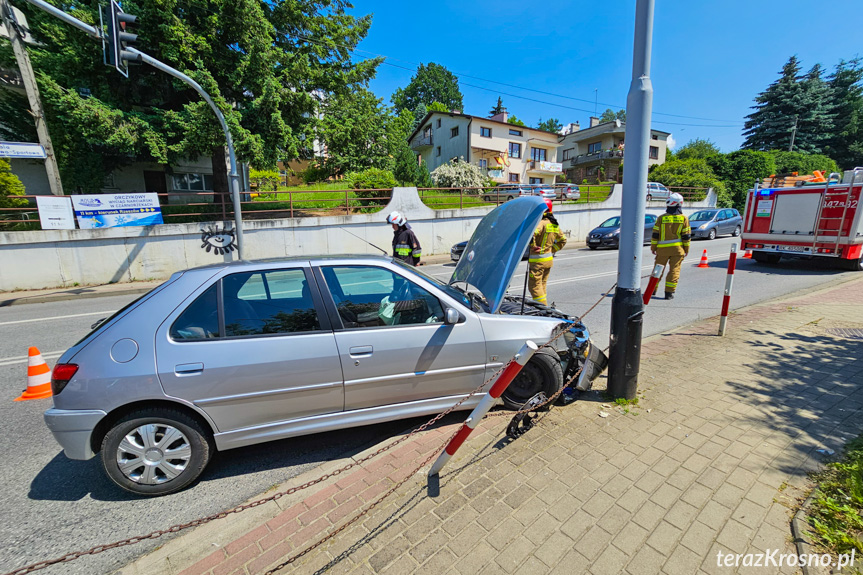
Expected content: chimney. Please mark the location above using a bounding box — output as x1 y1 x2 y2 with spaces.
490 111 508 123
568 122 580 134
589 116 600 128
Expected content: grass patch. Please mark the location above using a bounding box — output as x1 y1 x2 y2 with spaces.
614 397 639 407
808 434 863 556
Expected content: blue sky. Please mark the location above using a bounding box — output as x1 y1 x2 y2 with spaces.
351 0 861 153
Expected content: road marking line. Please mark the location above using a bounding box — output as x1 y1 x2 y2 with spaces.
0 311 115 327
0 351 65 367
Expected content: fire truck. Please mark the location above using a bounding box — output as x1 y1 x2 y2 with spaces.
741 168 862 271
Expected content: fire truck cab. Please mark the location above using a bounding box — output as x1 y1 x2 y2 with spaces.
741 168 863 271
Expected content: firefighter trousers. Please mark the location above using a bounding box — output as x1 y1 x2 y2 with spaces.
528 259 553 304
653 252 685 294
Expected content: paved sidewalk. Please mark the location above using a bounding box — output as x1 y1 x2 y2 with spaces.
121 275 863 575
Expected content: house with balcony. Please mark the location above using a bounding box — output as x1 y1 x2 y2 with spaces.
407 110 562 185
558 117 669 183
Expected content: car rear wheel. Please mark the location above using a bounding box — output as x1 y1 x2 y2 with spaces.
707 229 717 240
646 194 652 201
101 408 213 496
506 195 514 201
501 352 563 410
732 226 741 237
482 195 491 202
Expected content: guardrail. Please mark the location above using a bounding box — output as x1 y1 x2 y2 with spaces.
418 185 616 209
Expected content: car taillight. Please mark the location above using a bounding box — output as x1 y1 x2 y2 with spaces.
51 363 78 395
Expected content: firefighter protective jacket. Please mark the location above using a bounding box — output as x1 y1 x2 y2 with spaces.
651 211 692 256
529 216 567 263
392 226 422 266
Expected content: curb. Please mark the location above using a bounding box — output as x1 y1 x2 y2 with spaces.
791 491 819 575
0 286 156 307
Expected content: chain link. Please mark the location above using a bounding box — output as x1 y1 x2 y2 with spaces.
4 289 613 575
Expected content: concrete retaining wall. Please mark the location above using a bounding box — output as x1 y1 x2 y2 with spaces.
0 185 716 291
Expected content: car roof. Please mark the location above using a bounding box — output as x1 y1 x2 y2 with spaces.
185 254 395 273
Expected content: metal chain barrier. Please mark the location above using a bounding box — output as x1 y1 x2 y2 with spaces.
3 285 619 575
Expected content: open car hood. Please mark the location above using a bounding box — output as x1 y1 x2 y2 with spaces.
449 196 547 313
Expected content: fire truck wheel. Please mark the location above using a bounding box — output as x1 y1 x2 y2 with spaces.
753 251 781 264
842 256 863 271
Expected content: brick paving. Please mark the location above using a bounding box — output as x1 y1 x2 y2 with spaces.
124 275 863 575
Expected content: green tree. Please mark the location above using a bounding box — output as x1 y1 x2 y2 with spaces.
317 89 392 177
0 0 379 193
0 158 27 208
648 159 731 207
391 62 463 118
489 97 505 116
708 150 776 210
249 168 281 191
507 115 526 127
742 57 833 154
767 151 838 175
674 138 721 160
825 59 863 169
599 108 626 123
536 117 563 133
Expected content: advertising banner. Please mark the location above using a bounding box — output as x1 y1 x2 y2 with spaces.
35 196 76 230
71 193 164 228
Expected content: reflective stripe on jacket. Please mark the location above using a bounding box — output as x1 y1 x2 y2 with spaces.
529 218 566 263
651 214 691 252
392 227 422 265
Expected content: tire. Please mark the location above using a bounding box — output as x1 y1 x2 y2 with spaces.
501 351 563 410
753 251 781 264
646 194 652 201
707 228 717 240
841 256 863 271
732 226 741 237
482 195 491 202
506 195 514 201
101 408 213 497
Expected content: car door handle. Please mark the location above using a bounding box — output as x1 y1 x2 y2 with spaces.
349 346 373 357
175 363 204 376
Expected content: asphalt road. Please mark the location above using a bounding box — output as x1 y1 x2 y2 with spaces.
0 236 858 575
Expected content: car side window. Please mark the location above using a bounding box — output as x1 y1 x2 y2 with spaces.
170 284 219 341
223 269 321 337
322 266 444 329
645 214 656 224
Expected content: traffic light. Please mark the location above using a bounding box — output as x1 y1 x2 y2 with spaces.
100 0 138 77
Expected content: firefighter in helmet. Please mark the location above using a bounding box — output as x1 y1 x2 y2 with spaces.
386 211 422 266
528 199 566 305
650 192 691 300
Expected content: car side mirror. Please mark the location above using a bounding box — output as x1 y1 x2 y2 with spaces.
444 308 460 325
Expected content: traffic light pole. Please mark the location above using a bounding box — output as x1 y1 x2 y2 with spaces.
608 0 654 400
20 0 245 259
1 0 64 196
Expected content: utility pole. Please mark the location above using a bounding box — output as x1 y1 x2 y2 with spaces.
608 0 654 400
0 0 64 195
789 116 798 152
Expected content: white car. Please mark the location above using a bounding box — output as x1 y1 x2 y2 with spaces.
554 183 581 201
646 182 671 201
520 185 556 201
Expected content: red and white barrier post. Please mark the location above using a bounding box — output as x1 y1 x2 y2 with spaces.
428 341 538 477
642 263 665 305
718 242 738 336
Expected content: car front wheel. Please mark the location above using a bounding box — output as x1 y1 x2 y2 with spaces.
707 228 717 240
501 352 563 410
101 408 213 496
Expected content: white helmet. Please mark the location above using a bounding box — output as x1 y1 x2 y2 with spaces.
386 211 407 226
666 192 684 208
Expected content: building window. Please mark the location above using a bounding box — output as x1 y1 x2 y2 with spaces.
562 148 574 161
437 119 441 128
588 142 602 155
436 146 441 157
508 142 521 159
529 177 542 184
451 126 459 138
480 127 492 138
509 128 523 136
651 134 658 140
173 173 214 191
509 173 519 182
649 146 659 159
530 148 547 162
478 159 488 169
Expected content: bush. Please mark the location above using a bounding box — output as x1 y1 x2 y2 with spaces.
767 151 839 176
708 150 776 210
249 168 281 192
649 158 731 207
430 158 486 192
346 168 396 206
301 163 330 184
0 158 27 209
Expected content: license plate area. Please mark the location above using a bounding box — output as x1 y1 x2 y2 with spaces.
778 245 806 252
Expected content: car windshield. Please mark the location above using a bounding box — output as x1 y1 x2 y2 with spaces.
392 259 470 307
599 216 621 228
690 210 718 221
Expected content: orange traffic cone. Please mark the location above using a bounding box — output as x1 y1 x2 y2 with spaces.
15 347 53 401
743 249 752 259
697 249 709 268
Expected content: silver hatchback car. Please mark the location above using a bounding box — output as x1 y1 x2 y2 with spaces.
44 198 606 495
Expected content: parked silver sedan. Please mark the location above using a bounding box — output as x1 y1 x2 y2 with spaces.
43 198 606 496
